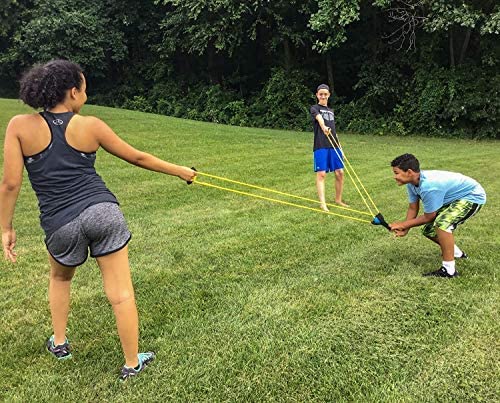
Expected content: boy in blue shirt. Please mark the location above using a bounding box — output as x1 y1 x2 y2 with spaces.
390 154 486 278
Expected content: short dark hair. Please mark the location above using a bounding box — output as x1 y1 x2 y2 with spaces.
19 59 84 110
391 153 420 172
316 84 330 92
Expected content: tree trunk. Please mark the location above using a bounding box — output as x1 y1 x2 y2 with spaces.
326 52 334 91
207 44 219 84
449 28 455 68
283 38 293 71
458 28 472 65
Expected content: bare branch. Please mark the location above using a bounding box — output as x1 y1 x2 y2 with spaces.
383 0 427 51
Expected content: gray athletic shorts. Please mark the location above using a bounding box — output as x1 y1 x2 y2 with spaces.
45 202 131 267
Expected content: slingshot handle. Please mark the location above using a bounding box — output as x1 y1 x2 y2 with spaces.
187 167 197 185
371 212 391 231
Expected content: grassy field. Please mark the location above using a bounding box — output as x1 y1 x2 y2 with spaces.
0 98 499 402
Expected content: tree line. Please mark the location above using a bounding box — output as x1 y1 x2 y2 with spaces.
1 0 498 138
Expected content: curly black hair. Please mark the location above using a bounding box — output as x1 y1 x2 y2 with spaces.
391 153 420 172
19 59 84 110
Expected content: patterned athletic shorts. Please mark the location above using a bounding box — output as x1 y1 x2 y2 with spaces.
45 202 131 267
421 199 482 238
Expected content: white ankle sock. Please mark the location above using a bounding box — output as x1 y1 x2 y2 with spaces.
442 260 456 275
453 244 463 258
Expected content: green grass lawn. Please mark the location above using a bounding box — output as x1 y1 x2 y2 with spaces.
0 98 499 402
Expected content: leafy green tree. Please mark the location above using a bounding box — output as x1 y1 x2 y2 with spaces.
307 1 389 89
4 0 126 76
308 1 390 50
0 0 32 37
382 0 499 65
155 0 255 83
0 0 33 94
155 0 317 84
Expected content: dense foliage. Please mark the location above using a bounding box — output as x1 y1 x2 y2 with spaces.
0 0 498 138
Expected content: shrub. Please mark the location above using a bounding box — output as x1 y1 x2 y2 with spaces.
224 100 250 126
122 95 154 113
395 65 499 139
254 68 314 131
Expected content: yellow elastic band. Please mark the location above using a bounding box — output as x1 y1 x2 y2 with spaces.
195 171 373 217
326 134 379 213
193 179 372 224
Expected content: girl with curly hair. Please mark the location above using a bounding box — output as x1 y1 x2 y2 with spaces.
0 59 196 380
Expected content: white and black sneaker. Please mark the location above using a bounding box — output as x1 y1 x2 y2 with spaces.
423 266 458 278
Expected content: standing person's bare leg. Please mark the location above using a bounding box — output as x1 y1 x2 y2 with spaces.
334 169 349 207
96 246 139 368
425 234 467 259
316 171 329 211
436 229 455 262
48 256 76 345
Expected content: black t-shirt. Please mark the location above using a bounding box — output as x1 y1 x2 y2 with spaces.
310 103 339 151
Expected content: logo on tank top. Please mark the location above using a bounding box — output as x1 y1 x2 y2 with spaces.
52 119 64 125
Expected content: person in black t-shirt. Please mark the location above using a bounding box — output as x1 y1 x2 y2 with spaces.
310 84 348 211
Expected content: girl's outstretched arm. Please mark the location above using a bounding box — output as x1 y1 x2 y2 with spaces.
86 116 196 182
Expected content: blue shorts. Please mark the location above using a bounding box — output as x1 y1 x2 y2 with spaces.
313 148 344 172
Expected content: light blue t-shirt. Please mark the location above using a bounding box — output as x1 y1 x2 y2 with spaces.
407 170 486 213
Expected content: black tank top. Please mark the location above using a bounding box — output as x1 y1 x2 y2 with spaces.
24 111 118 236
